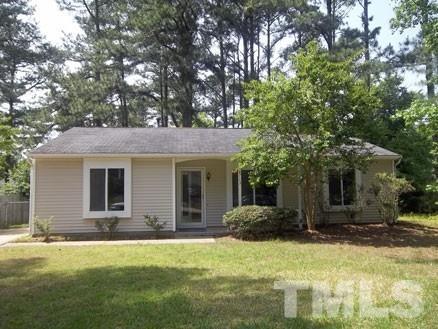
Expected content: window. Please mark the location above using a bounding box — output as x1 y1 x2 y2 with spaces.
83 159 131 218
232 170 277 207
328 168 356 207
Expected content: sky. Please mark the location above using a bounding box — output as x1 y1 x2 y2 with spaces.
30 0 424 93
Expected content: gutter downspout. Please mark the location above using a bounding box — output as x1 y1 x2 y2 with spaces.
27 157 36 235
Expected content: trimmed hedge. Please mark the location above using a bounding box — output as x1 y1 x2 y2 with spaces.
223 206 298 239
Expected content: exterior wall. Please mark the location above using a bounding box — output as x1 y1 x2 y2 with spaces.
34 158 173 233
281 159 394 224
176 159 227 227
320 159 393 224
282 177 300 210
33 156 394 233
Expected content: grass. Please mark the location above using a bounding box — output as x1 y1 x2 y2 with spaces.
0 217 437 328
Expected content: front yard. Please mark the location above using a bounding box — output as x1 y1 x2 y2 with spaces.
0 215 437 329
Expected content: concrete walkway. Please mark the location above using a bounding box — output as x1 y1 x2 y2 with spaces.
0 227 29 246
2 237 216 248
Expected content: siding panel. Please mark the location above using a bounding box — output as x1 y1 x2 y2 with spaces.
34 158 173 233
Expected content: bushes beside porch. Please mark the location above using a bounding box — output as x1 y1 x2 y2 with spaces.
223 206 298 239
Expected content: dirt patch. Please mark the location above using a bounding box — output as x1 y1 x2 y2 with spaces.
286 221 438 248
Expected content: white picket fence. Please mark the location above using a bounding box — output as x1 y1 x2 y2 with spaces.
0 195 29 228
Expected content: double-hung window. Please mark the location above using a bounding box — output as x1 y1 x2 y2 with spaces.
232 170 277 207
84 159 131 218
326 168 359 208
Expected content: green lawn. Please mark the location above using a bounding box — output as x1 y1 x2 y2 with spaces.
0 216 437 329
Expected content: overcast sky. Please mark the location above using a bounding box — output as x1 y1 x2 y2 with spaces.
30 0 424 93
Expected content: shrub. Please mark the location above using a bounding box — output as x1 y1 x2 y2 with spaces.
372 173 414 225
95 217 120 240
34 217 52 242
144 214 166 237
223 206 297 239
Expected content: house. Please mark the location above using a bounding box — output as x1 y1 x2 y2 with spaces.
28 128 400 234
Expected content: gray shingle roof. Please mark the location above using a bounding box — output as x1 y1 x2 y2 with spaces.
31 127 400 157
31 127 252 155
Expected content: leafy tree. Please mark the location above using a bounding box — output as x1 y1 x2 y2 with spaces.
372 173 414 225
0 115 16 179
236 42 378 230
391 0 437 98
398 99 438 198
2 160 30 196
0 0 57 175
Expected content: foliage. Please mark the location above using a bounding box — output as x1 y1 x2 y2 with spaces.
94 217 120 240
397 98 438 207
391 0 437 98
2 160 30 197
372 173 414 225
34 217 52 242
236 42 378 230
0 0 58 174
0 116 17 179
144 214 166 236
223 206 297 239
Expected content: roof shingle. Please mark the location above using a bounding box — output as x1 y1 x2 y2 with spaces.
31 127 400 157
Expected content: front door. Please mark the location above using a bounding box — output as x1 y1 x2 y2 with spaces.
177 168 205 228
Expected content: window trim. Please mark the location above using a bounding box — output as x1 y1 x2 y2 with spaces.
324 168 362 211
83 158 132 219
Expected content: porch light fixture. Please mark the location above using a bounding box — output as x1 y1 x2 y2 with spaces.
206 171 212 181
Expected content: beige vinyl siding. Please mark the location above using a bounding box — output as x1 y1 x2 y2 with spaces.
282 178 300 210
322 159 393 224
130 158 173 231
176 159 226 227
34 158 173 233
281 159 393 224
34 159 86 233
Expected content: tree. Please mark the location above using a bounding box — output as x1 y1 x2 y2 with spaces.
0 115 16 179
0 0 56 174
236 42 378 230
372 173 414 225
398 99 438 198
2 159 30 196
391 0 437 99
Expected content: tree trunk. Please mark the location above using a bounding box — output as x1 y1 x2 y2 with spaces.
266 17 271 79
362 0 371 89
425 54 435 98
219 36 228 128
326 0 335 51
303 168 317 231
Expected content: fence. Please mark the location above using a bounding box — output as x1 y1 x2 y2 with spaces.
0 195 29 228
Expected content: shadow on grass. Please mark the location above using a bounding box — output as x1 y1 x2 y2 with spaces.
0 260 346 329
284 221 438 248
0 257 46 279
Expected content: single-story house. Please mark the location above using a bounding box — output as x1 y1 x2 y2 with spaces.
28 128 400 234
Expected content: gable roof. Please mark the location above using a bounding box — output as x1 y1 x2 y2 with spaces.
30 127 400 158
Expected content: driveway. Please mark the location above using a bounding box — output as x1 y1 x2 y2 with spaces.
0 227 28 246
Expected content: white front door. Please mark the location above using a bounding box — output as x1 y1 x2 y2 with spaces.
177 168 206 228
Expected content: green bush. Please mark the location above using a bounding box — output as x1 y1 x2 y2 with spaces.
95 217 120 240
144 214 166 237
223 206 297 239
34 216 52 242
372 173 414 225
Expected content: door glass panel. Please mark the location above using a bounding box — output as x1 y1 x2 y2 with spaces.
181 171 202 224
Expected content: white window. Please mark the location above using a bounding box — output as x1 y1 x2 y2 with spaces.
232 170 277 207
325 168 361 209
83 159 131 218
